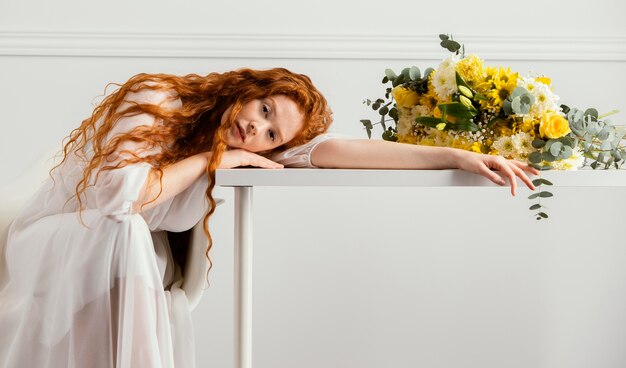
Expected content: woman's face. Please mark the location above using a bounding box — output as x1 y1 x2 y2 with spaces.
222 95 304 153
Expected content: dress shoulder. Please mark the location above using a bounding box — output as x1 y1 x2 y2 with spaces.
270 132 350 168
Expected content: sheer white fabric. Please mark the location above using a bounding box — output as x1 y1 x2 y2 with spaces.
0 87 216 368
270 132 349 168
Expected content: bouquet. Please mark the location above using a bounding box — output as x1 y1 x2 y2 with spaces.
361 34 626 219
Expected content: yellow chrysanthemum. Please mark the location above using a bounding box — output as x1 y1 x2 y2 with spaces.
489 67 519 108
419 137 436 146
397 135 418 144
419 85 440 110
456 54 486 85
513 120 537 136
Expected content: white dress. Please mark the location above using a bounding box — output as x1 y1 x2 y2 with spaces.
0 87 344 368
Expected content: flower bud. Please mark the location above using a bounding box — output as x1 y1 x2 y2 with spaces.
458 85 473 98
459 95 472 107
436 122 446 131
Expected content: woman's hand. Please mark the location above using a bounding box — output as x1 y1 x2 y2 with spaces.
217 149 284 169
454 150 540 196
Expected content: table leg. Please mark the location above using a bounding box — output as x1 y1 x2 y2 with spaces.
234 186 253 368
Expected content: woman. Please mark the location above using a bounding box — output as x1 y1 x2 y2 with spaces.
0 68 537 368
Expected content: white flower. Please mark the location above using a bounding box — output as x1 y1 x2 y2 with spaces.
491 135 516 158
550 146 585 170
518 77 560 121
511 131 535 156
431 55 459 101
396 107 414 136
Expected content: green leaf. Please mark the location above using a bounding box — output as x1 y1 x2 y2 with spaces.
415 116 443 128
382 76 389 84
549 142 563 157
528 152 543 164
441 39 461 53
542 152 556 162
409 66 421 81
423 68 435 79
528 193 541 199
474 93 488 101
360 119 373 129
584 108 599 121
438 102 477 118
452 121 480 132
389 107 398 120
537 212 549 218
539 191 553 198
532 178 553 186
382 129 396 141
379 106 389 116
439 34 449 41
561 136 575 148
532 139 546 149
529 204 542 210
384 69 397 80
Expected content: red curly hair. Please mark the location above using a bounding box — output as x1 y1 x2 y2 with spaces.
54 67 332 282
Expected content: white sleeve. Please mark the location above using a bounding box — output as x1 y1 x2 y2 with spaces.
269 132 350 168
94 86 182 222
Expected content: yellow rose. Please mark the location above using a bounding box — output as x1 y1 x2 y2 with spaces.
539 112 571 139
392 87 419 108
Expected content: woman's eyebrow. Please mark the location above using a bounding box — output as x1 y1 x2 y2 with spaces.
267 97 284 143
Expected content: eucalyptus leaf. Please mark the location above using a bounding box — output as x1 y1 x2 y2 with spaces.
532 139 546 149
550 142 563 157
560 145 573 159
539 192 553 198
384 69 397 80
529 204 542 210
409 66 421 81
529 152 543 164
360 119 373 129
537 212 549 218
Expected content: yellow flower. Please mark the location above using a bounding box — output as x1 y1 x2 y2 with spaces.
392 86 420 108
397 135 418 144
419 85 440 110
419 137 436 146
456 54 486 85
535 76 551 86
470 141 487 153
539 112 571 139
488 67 519 108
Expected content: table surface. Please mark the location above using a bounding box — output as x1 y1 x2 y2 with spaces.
215 168 626 187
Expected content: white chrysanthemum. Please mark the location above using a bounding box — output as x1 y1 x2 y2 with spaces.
518 77 560 121
411 105 431 117
396 107 414 136
431 55 459 101
550 146 585 170
491 135 516 158
511 131 535 156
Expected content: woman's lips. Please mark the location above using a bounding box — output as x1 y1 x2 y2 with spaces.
236 123 246 142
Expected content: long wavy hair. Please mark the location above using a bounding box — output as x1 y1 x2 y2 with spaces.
54 67 332 282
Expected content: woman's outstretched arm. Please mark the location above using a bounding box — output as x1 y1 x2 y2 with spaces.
310 139 539 196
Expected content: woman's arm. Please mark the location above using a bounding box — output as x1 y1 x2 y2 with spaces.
133 149 283 213
310 139 539 196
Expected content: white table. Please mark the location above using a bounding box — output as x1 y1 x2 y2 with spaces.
215 168 626 368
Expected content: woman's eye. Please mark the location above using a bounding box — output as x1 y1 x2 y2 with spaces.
269 130 275 141
262 104 269 118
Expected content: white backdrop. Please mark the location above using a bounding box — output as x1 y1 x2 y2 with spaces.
1 0 626 367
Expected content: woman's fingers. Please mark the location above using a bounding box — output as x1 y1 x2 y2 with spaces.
246 151 283 169
489 159 538 196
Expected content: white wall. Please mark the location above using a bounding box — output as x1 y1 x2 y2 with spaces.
2 0 626 367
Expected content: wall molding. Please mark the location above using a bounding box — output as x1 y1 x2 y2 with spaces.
1 31 625 61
